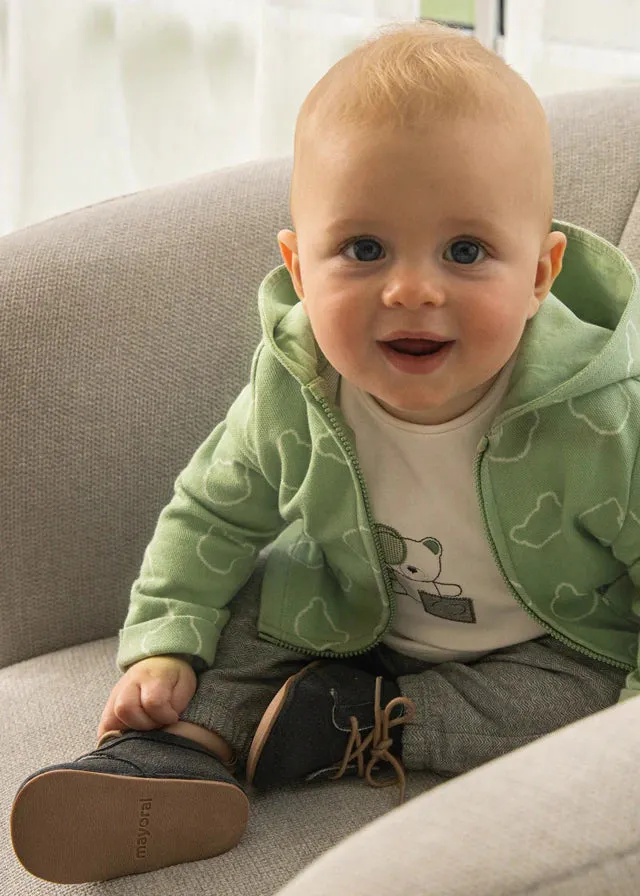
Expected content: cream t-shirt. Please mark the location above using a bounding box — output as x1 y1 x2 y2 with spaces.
339 361 546 663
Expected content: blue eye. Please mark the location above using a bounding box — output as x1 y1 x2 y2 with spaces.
344 238 385 262
444 240 486 265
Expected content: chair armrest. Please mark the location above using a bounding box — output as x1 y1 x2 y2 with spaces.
276 695 640 895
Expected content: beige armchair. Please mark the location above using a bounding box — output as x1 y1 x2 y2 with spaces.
2 85 640 895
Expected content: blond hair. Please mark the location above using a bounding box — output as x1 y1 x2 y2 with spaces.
291 21 553 231
297 21 544 131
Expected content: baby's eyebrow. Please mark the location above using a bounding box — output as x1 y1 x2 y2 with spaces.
442 217 505 239
325 217 378 235
323 216 509 248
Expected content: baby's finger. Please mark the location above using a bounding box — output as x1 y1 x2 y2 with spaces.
113 682 158 730
139 678 180 726
170 669 197 716
97 696 123 740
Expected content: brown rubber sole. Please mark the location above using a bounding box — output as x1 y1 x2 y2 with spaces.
245 660 321 785
11 768 249 883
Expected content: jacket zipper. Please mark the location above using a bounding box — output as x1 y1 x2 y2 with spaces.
263 391 396 659
474 440 631 672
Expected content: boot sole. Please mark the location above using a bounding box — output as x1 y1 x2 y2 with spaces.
11 768 249 883
245 660 321 785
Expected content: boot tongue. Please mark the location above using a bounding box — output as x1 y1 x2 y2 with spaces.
387 338 443 356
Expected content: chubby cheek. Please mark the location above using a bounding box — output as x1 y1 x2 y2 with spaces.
303 293 367 372
461 290 530 354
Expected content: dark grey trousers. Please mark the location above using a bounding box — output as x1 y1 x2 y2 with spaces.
180 557 627 777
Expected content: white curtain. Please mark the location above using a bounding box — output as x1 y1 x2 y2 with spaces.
502 0 640 97
0 0 419 236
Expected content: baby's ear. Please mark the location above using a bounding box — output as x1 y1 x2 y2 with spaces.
531 230 567 314
278 229 304 300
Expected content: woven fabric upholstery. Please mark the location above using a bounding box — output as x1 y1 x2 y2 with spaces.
2 86 640 896
0 158 291 668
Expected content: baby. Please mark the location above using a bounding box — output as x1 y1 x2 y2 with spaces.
12 20 640 885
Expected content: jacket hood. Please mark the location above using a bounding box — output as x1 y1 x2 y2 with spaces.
258 219 640 417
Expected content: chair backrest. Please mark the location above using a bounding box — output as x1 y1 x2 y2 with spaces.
1 87 639 669
0 158 291 668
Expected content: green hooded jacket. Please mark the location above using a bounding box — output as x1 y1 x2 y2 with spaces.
118 220 640 701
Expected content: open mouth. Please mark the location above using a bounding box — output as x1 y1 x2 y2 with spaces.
379 336 454 374
383 338 451 357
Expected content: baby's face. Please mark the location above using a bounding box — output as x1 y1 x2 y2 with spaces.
281 117 565 424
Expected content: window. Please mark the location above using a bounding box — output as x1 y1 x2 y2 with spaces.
420 0 475 29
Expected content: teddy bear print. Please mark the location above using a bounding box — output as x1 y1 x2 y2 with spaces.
375 524 477 624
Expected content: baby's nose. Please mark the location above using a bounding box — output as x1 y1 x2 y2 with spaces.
381 267 445 309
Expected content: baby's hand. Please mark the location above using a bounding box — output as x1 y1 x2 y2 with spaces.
97 655 197 740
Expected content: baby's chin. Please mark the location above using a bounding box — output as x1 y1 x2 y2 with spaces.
371 394 459 425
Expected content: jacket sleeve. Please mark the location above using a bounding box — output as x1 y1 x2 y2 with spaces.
611 437 640 701
117 366 285 671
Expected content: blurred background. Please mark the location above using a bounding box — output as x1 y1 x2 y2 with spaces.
1 0 639 236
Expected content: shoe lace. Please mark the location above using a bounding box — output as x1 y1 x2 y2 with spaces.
330 677 416 804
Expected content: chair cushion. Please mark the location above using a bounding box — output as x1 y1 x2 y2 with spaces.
2 637 441 895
